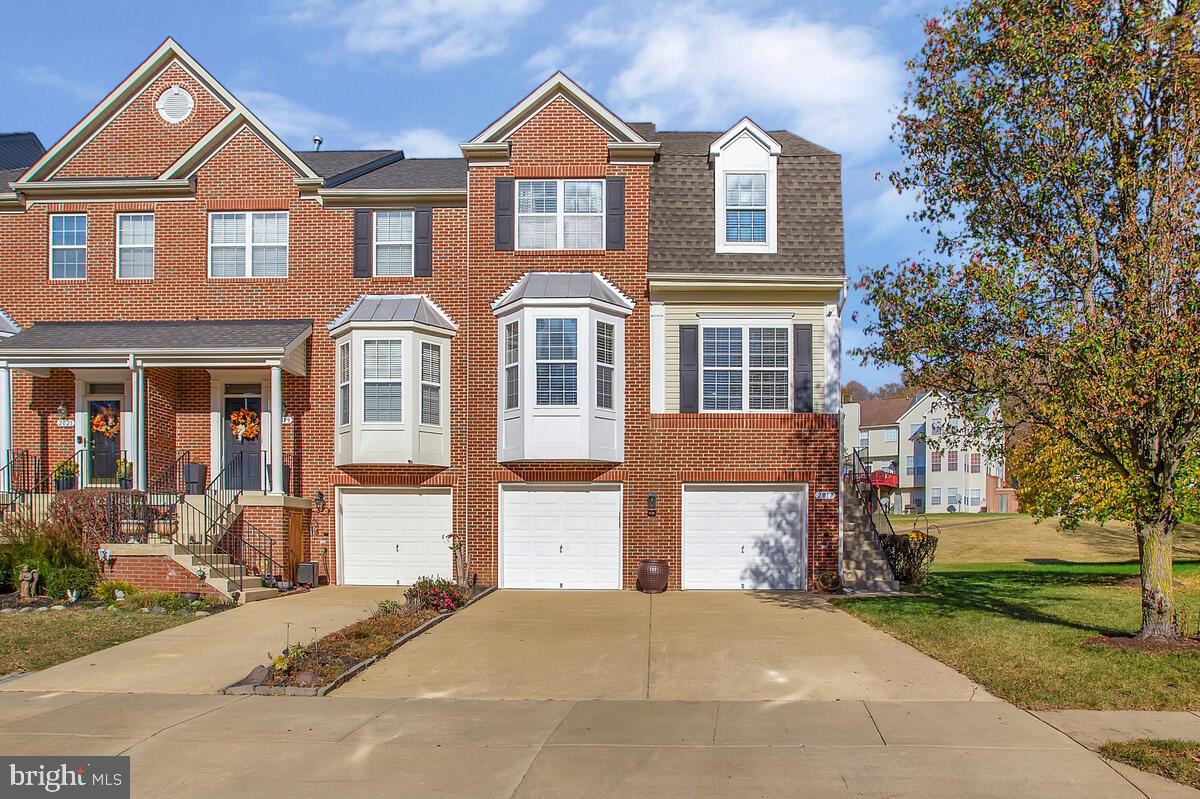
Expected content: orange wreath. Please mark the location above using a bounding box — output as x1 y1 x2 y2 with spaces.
229 408 260 442
91 411 120 439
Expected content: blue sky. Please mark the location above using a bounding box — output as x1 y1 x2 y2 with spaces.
1 0 939 389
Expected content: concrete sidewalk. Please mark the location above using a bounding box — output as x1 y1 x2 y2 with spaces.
1035 709 1200 749
0 586 403 694
1 693 1191 798
338 590 992 701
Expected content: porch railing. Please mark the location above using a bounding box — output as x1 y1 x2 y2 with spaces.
849 447 896 541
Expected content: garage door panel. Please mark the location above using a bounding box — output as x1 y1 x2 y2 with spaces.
341 491 452 586
683 485 807 590
501 487 621 589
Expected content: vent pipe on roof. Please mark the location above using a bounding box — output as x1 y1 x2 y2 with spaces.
313 135 323 152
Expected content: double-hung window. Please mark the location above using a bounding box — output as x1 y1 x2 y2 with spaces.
930 451 942 472
947 450 959 471
724 173 767 243
116 214 154 279
906 456 916 475
504 321 520 410
970 452 982 473
50 214 87 279
969 488 981 507
535 318 577 405
883 428 898 443
948 487 960 507
420 342 441 426
516 180 604 250
931 488 942 506
375 211 414 276
701 325 790 411
858 431 869 449
363 340 403 423
930 418 943 436
209 211 289 278
596 321 615 410
337 342 351 427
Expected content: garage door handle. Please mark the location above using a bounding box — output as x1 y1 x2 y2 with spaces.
559 545 564 554
395 544 399 552
740 545 745 554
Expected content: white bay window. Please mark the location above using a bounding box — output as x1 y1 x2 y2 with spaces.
363 340 403 423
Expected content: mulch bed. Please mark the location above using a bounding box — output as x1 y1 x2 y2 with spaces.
265 608 438 687
1084 634 1200 653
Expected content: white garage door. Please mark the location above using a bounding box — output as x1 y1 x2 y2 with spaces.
340 490 452 585
501 485 621 589
682 484 807 590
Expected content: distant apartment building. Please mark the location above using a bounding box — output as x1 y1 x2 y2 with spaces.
843 393 1019 514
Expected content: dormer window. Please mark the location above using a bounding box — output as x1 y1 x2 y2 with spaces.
710 118 781 254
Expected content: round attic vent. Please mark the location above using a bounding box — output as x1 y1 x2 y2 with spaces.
156 86 194 124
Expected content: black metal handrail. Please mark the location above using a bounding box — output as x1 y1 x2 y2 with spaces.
849 447 896 540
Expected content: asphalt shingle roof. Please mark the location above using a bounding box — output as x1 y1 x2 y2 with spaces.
329 295 456 332
0 132 44 171
648 130 844 278
330 158 467 191
0 319 312 352
858 397 919 427
296 150 394 177
0 168 22 193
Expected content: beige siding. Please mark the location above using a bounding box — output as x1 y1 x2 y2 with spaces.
659 290 834 413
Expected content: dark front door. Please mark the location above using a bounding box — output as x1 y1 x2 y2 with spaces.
88 400 121 482
223 396 262 490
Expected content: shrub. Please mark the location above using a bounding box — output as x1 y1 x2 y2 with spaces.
373 599 407 617
51 489 149 545
878 530 939 584
404 577 468 612
94 579 139 602
0 517 95 594
44 565 99 600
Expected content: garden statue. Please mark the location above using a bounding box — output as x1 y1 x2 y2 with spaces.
18 565 38 602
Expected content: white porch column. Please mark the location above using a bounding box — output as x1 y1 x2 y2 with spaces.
0 364 10 492
649 302 665 413
131 361 147 491
270 364 284 495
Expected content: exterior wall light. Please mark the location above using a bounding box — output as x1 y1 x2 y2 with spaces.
647 492 657 516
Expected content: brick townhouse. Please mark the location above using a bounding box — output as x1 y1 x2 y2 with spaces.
0 39 846 600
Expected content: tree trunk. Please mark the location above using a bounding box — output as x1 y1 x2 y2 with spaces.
1136 518 1178 640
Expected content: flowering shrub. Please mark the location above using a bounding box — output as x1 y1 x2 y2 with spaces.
878 530 939 584
404 577 468 612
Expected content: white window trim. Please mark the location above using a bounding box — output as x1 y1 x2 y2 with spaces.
711 121 779 255
883 428 899 443
595 319 615 412
698 322 791 414
931 488 942 506
207 211 290 279
373 209 415 277
722 171 769 246
534 316 580 408
337 341 351 429
115 213 155 280
504 320 520 412
362 337 404 426
515 179 606 251
49 213 87 281
419 341 442 427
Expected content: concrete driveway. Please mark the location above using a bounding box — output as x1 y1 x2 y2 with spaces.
0 586 403 695
338 590 990 701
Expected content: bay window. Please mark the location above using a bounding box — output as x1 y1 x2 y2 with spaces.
420 342 441 426
363 339 403 423
701 325 789 412
338 341 350 427
516 179 604 250
209 211 288 278
535 318 578 405
504 321 520 410
596 321 615 410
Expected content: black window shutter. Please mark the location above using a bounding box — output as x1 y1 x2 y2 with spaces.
495 178 514 251
353 209 372 277
793 324 814 413
679 325 699 414
414 206 433 276
605 176 625 250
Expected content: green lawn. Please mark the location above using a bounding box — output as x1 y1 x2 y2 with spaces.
834 561 1200 710
0 609 192 673
1099 740 1200 790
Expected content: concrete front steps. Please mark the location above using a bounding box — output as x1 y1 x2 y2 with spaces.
842 482 901 594
167 544 279 604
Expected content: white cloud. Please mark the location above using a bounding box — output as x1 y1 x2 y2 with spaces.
854 183 920 240
543 2 903 160
282 0 542 69
359 128 461 157
18 67 97 101
236 88 460 156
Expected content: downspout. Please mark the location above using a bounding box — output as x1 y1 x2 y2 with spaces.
463 161 472 584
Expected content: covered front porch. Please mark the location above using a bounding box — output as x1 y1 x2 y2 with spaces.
0 319 315 602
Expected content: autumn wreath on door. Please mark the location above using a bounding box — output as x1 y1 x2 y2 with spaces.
229 408 261 442
91 408 120 438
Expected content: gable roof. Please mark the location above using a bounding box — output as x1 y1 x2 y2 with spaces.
648 128 843 278
0 133 44 171
18 38 318 185
469 72 648 145
857 397 919 428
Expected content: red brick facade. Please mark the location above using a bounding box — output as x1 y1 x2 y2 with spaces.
101 555 222 599
0 50 841 591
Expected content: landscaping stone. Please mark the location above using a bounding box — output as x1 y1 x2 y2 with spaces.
152 606 165 614
18 607 32 613
294 671 322 687
194 611 210 617
1 608 13 614
138 608 149 613
35 607 48 612
231 665 270 688
50 605 66 611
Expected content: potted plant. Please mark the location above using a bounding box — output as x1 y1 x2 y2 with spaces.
116 458 134 490
53 460 79 492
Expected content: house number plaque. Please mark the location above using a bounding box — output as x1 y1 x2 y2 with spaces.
814 490 836 501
